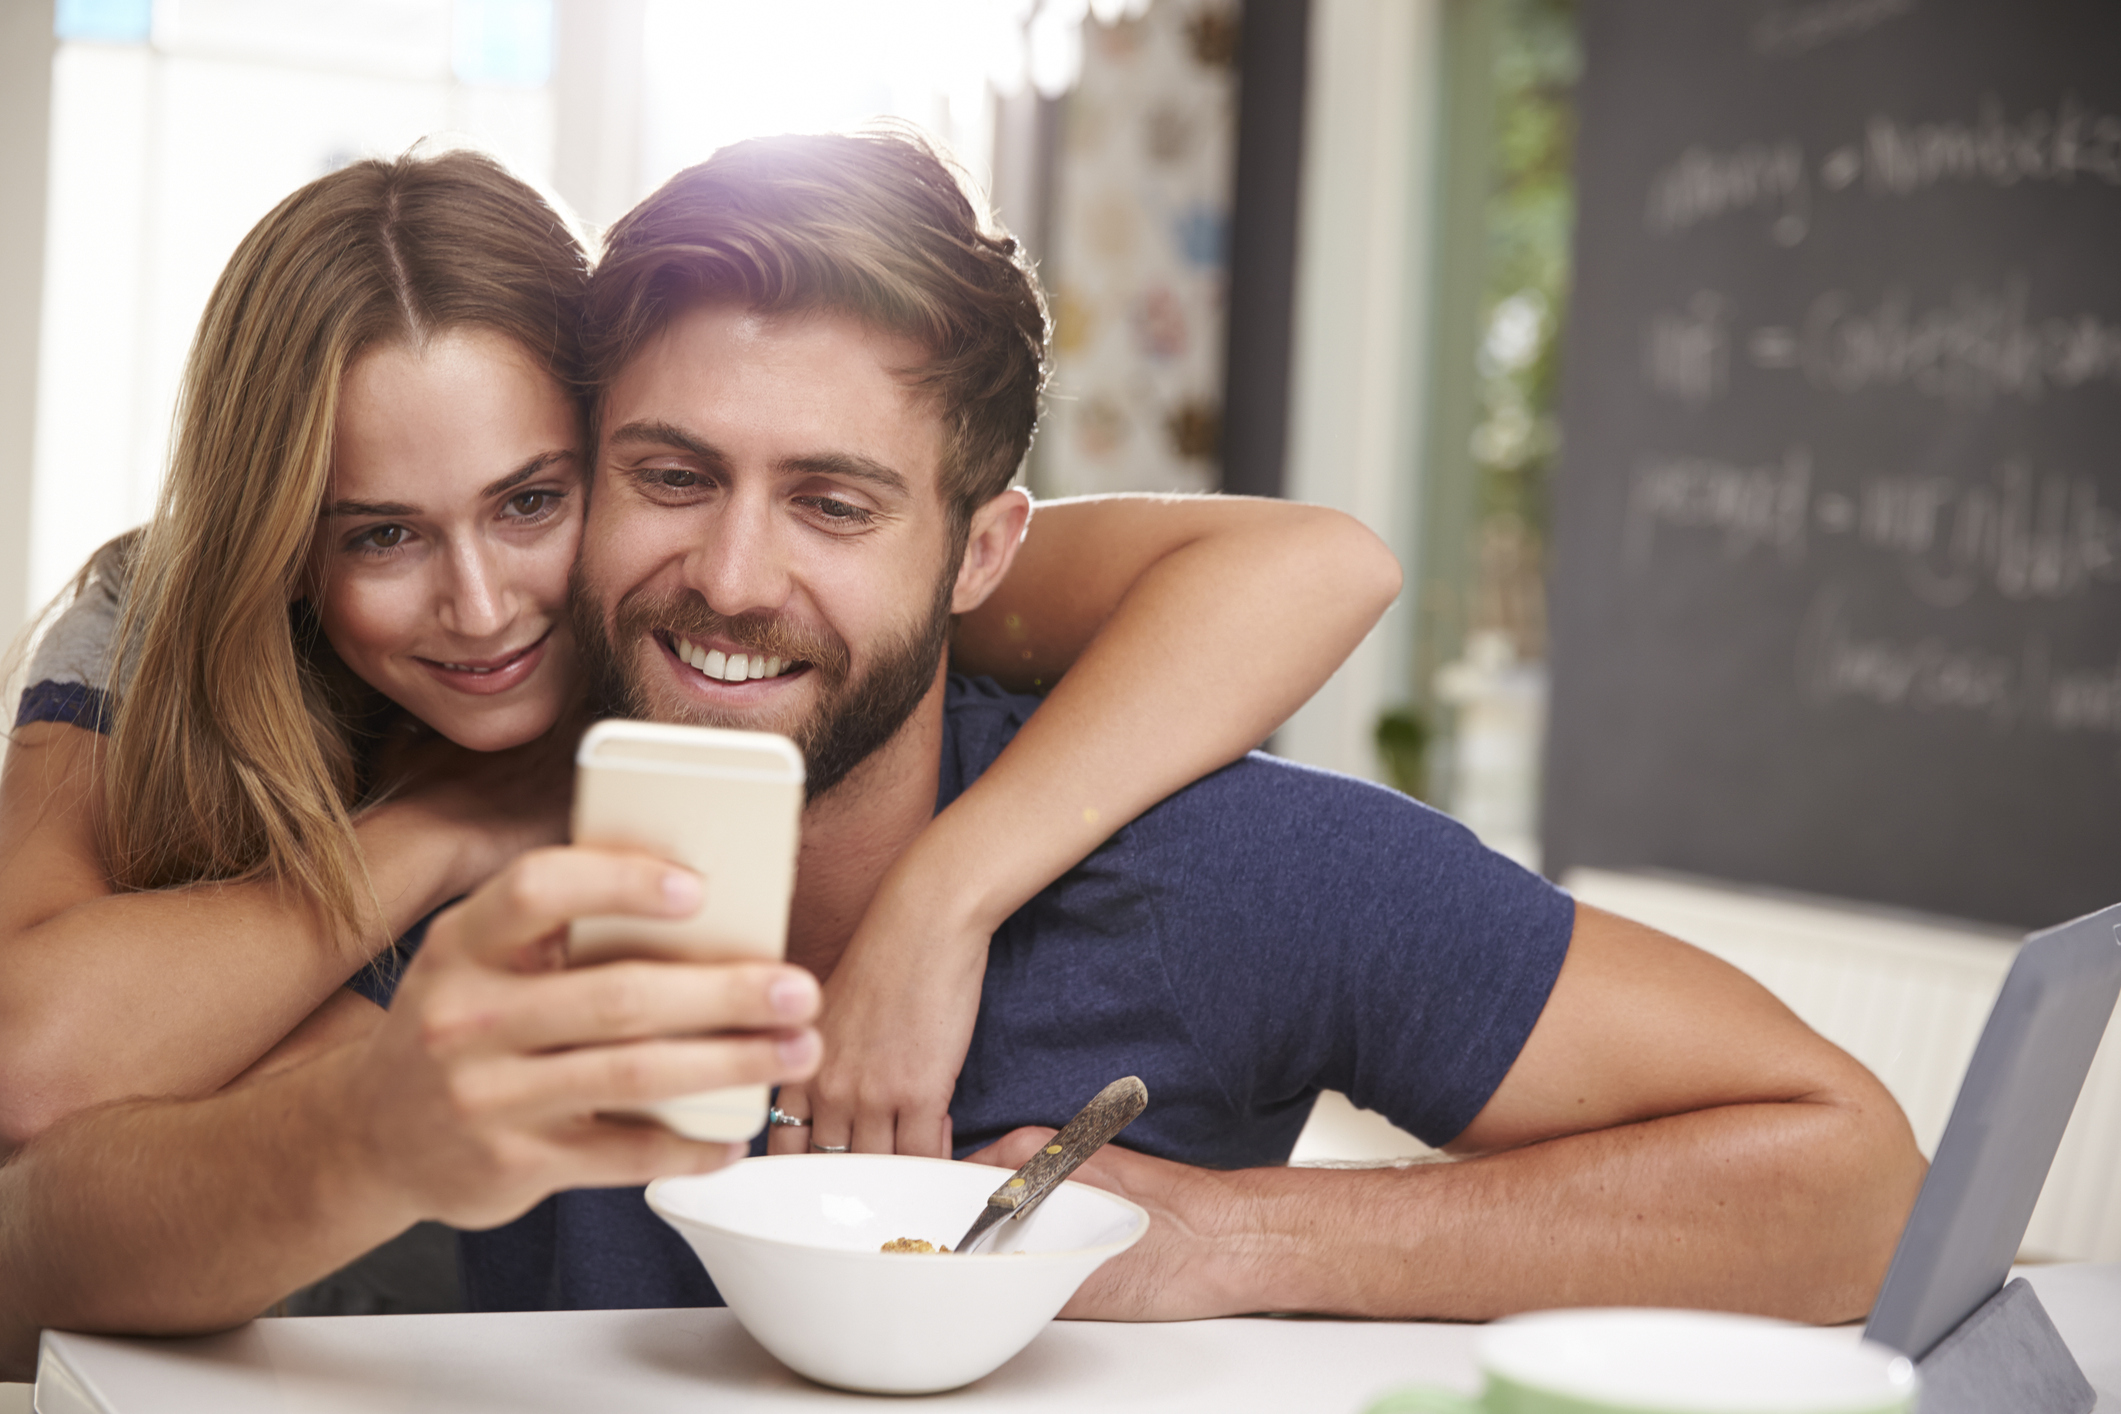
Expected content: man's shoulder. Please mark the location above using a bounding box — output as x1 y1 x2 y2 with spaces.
940 673 1478 863
939 674 1042 806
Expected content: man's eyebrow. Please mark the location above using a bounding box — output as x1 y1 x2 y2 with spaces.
480 449 575 501
783 452 910 497
606 421 908 496
606 420 725 465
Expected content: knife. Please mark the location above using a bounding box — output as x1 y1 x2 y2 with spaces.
954 1075 1148 1255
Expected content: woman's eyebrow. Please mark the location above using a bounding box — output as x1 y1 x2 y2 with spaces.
323 498 418 518
481 449 575 500
321 451 576 519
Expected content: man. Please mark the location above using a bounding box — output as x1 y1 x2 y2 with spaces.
0 130 1923 1376
475 129 1924 1320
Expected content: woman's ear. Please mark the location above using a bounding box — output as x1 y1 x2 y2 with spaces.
950 487 1033 615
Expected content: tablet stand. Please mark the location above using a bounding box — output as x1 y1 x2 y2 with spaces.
1913 1278 2094 1414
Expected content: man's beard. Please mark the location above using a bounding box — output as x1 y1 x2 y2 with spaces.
571 566 955 803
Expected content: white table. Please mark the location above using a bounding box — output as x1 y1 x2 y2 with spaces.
33 1265 2120 1414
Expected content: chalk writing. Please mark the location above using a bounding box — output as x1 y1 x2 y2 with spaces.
1797 590 2020 721
2050 658 2121 734
1629 454 2121 607
1750 0 1916 60
1643 292 1729 406
1796 589 2121 743
1626 447 1810 568
1643 280 2121 406
1645 142 1809 245
1797 279 2121 403
1647 95 2121 251
1849 93 2121 196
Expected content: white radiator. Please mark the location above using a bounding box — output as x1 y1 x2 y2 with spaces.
1568 869 2121 1263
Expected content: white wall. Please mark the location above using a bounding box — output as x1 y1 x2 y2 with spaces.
1273 0 1443 780
0 4 55 661
27 9 556 628
1571 869 2121 1264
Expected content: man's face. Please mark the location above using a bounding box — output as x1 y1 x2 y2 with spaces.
574 303 961 799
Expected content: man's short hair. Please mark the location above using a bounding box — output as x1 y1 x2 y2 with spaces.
585 127 1048 529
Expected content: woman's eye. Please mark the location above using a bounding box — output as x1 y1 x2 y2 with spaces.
505 490 556 518
353 525 406 553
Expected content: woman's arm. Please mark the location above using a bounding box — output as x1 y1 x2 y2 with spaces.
773 493 1402 1156
0 722 556 1146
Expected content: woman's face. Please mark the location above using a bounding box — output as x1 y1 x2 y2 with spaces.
311 327 583 752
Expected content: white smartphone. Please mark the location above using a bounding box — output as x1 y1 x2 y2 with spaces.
568 719 805 1142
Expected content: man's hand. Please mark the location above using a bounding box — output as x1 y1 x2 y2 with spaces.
968 1129 1248 1321
344 845 824 1230
766 879 986 1158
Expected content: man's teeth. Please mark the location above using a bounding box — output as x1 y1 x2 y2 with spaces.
673 636 791 683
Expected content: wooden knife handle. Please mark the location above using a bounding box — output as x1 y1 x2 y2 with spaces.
984 1076 1149 1218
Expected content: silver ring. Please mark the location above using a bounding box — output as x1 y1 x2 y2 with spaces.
809 1143 850 1154
766 1106 810 1129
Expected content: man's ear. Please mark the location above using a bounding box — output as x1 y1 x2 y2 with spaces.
950 487 1033 615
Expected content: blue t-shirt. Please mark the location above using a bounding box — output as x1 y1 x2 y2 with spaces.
426 676 1576 1312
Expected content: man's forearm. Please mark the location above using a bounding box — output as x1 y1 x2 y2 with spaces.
0 1043 414 1380
1216 1096 1924 1325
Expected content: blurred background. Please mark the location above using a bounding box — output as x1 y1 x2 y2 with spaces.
0 0 1559 841
1 0 2117 1264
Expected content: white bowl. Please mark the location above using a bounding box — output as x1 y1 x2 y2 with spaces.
646 1153 1150 1394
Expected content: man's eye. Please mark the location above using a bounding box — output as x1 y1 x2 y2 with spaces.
353 525 407 552
807 497 872 523
653 469 700 489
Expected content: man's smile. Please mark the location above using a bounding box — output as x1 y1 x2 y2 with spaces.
657 631 811 689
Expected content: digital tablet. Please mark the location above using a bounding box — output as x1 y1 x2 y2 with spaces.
1863 900 2121 1359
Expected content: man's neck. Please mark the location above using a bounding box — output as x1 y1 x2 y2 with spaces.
783 666 949 984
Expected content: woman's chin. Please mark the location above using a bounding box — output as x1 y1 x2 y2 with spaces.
414 697 566 754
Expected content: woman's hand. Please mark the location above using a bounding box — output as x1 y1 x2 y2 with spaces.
765 856 992 1158
378 725 575 899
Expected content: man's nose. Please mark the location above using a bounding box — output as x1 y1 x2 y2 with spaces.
438 539 511 639
689 493 793 619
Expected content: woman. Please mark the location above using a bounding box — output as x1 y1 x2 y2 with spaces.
0 146 1399 1164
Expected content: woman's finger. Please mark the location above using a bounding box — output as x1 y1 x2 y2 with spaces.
850 1103 898 1156
766 1083 812 1156
805 1091 856 1155
894 1104 952 1160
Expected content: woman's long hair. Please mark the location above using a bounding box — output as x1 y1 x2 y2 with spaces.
97 148 590 946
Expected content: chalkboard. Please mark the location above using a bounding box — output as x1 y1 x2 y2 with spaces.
1543 0 2121 929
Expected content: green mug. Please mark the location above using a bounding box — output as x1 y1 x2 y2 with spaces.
1365 1309 1917 1414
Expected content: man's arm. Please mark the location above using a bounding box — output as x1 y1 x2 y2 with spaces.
976 904 1927 1325
0 846 823 1381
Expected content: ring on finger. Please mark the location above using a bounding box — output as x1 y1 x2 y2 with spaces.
766 1106 810 1129
809 1142 851 1154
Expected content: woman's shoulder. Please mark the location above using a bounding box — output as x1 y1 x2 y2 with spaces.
14 533 139 733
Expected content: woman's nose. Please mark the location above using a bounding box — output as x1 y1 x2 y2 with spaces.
440 541 511 639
